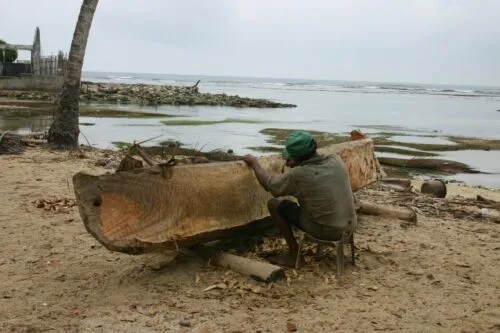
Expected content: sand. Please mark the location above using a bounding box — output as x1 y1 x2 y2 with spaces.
1 147 499 333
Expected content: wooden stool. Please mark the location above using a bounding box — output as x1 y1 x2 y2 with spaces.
295 232 355 276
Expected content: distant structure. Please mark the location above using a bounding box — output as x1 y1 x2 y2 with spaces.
0 27 67 91
0 27 67 77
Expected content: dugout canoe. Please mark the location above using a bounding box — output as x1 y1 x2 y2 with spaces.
73 139 382 254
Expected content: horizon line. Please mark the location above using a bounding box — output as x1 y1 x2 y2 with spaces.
81 70 500 89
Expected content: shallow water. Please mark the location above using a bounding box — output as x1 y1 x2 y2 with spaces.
2 73 500 187
0 116 52 134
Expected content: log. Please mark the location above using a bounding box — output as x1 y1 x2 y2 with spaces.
379 178 412 188
358 201 417 223
210 252 285 283
73 139 382 254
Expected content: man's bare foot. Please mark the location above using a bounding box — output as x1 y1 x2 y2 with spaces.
268 254 304 268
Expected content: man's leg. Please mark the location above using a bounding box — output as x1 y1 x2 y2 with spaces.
267 198 302 267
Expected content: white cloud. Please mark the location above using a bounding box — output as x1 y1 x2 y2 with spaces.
1 0 499 85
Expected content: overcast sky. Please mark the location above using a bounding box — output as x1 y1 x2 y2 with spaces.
2 1 500 86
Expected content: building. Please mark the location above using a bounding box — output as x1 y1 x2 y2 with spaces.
0 27 67 77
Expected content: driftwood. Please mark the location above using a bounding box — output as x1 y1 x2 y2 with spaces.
358 201 417 223
73 139 382 254
117 155 144 172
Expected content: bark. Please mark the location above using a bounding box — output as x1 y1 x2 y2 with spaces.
48 0 99 148
73 139 382 254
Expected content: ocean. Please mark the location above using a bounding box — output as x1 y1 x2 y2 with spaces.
3 71 500 187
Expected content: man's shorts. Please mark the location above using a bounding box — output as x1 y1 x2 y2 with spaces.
276 199 343 241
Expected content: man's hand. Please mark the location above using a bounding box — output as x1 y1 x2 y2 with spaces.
243 154 258 166
243 154 271 191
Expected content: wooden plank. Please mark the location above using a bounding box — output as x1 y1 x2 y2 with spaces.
73 139 381 254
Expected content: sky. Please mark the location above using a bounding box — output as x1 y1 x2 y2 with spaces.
2 0 500 86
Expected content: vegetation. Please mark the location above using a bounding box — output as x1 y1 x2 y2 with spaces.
260 128 350 147
0 39 18 62
248 146 283 153
79 107 174 118
161 118 265 126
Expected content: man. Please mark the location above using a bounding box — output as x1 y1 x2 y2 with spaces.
243 131 357 267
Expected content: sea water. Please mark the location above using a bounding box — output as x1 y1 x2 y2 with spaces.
2 72 499 187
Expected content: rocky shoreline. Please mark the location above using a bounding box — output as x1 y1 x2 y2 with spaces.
0 81 297 108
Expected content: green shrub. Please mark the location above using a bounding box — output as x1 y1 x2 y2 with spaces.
0 39 18 62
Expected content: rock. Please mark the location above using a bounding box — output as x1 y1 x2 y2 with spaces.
179 320 191 327
8 82 297 108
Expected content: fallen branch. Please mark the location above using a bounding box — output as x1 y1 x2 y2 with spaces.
0 131 10 143
358 200 417 223
116 155 143 172
133 144 156 166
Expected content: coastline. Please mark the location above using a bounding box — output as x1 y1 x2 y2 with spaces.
0 146 498 332
0 81 297 108
1 78 499 188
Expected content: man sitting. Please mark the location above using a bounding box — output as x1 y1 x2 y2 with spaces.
243 131 357 267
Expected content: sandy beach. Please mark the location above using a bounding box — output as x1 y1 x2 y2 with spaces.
1 147 499 332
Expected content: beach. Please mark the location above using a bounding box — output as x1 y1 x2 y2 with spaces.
1 74 500 332
0 146 499 332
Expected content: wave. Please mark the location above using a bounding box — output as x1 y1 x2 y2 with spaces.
108 76 136 80
82 72 500 97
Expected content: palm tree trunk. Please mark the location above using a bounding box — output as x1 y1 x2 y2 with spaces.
48 0 99 148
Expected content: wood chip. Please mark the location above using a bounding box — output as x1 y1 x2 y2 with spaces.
202 283 227 292
286 320 297 332
455 262 471 268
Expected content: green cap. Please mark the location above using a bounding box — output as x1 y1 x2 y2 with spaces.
282 131 316 160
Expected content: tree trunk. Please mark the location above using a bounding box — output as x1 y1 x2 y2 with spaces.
73 139 382 254
48 0 99 148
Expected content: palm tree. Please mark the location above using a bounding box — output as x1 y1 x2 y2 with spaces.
48 0 99 148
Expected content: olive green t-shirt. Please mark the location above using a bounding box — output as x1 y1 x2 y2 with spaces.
267 154 357 232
